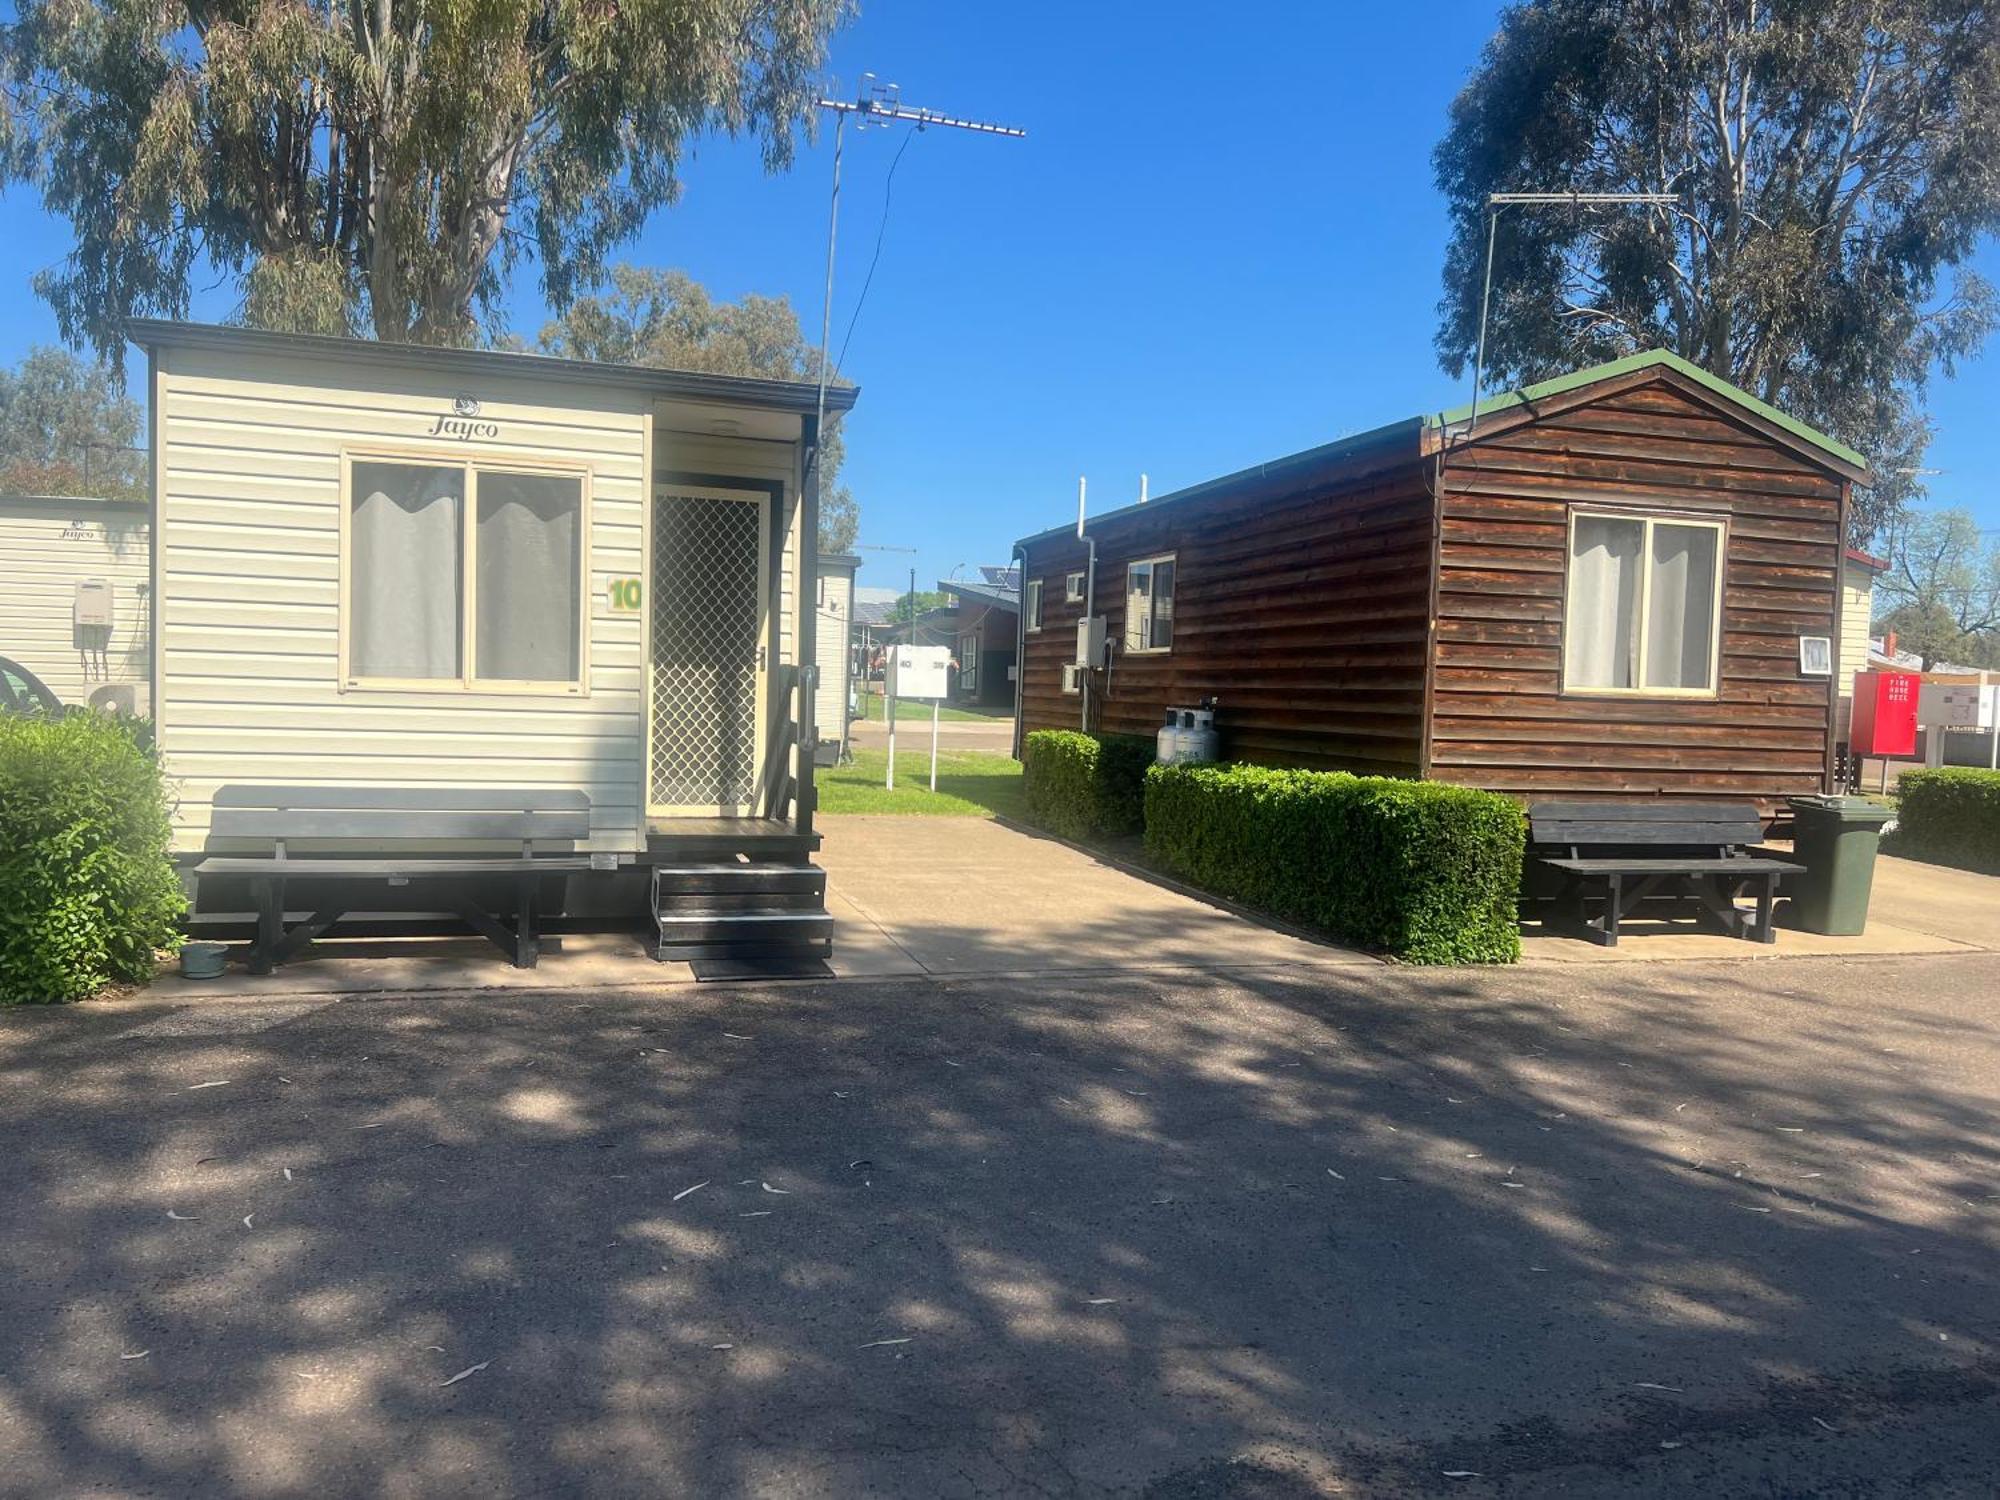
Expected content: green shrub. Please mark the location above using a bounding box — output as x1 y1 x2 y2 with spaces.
0 712 186 1003
1022 729 1154 840
1144 762 1526 964
1889 767 2000 874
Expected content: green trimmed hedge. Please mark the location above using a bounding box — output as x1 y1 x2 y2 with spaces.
1144 762 1526 964
1889 767 2000 874
1022 729 1154 840
0 713 185 1003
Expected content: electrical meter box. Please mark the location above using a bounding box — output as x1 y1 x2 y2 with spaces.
1850 670 1919 757
1075 615 1107 669
73 578 115 627
1920 681 1993 731
887 644 951 701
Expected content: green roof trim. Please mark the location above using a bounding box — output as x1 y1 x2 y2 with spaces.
1431 348 1869 474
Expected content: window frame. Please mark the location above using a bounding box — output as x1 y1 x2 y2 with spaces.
1024 577 1044 633
1060 662 1081 696
1123 553 1177 656
339 447 593 696
958 629 979 693
1064 570 1085 603
1559 508 1726 700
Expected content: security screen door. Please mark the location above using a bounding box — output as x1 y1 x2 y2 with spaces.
648 488 770 815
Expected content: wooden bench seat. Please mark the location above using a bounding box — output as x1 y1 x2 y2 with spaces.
194 786 593 973
1529 800 1805 947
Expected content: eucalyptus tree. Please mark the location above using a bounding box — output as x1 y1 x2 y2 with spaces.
541 264 860 550
0 0 849 354
1435 0 2000 538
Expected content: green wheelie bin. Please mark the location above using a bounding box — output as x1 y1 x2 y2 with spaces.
1785 795 1896 936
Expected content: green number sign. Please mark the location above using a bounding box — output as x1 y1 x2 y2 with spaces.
608 577 643 613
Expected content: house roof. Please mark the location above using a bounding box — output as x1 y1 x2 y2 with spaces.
852 600 900 628
0 492 148 513
819 552 862 571
1430 349 1867 472
128 319 859 416
1017 349 1868 549
1845 546 1889 574
940 575 1020 612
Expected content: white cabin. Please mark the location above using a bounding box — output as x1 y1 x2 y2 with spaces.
0 493 151 713
137 321 853 878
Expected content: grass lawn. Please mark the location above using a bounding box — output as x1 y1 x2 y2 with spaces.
853 689 996 723
816 747 1026 819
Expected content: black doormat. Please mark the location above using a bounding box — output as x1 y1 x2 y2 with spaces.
687 956 835 983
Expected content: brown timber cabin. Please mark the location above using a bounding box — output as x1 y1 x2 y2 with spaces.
1011 350 1870 808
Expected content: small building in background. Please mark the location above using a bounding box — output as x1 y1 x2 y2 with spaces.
0 493 152 714
938 566 1020 709
1836 546 1887 749
813 551 858 759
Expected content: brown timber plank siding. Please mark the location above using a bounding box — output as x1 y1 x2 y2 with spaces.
1019 457 1434 776
1429 377 1843 805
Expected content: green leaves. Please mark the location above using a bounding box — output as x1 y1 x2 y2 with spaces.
1434 0 2000 542
3 0 852 352
1889 768 2000 875
1143 762 1526 965
1022 730 1152 842
539 263 861 550
0 712 185 1004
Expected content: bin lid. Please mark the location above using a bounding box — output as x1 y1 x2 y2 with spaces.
1786 794 1896 823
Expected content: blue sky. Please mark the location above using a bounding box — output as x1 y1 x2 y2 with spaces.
2 0 1995 594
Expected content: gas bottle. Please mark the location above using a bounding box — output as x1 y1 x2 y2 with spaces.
1183 707 1220 764
1156 708 1180 765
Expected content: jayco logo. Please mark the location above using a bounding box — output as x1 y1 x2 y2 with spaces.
428 394 499 441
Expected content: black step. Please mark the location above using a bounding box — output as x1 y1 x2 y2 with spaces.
651 864 826 898
652 910 834 945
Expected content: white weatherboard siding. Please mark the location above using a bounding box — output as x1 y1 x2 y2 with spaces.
1837 557 1876 740
0 498 151 708
814 565 854 739
155 344 651 852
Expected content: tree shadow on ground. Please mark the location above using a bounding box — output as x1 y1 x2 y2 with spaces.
0 920 1996 1497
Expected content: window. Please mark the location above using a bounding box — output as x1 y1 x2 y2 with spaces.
1562 512 1723 695
1065 571 1085 603
958 630 979 693
1124 555 1176 653
346 456 586 691
1025 578 1044 632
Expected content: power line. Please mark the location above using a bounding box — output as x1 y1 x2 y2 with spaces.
833 123 919 378
808 77 1025 507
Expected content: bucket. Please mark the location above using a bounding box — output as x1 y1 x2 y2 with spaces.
179 941 229 980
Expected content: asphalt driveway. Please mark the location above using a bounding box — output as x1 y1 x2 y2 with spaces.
2 953 1998 1497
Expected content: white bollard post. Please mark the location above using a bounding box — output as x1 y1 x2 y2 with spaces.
930 699 940 791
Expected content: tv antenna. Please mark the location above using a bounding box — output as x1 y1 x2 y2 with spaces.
808 76 1025 499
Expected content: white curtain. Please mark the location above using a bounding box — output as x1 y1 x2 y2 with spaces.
476 472 582 682
1645 523 1718 689
351 462 462 678
1564 517 1641 688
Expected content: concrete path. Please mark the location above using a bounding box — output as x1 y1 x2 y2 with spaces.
817 814 1372 980
846 715 1015 755
5 954 1998 1497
